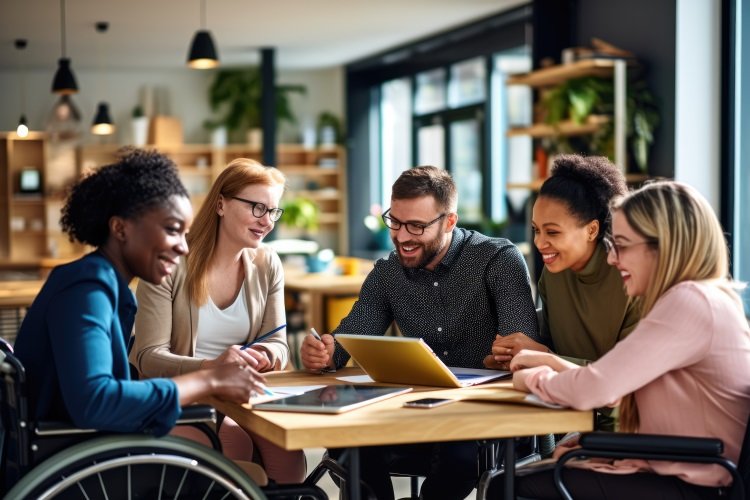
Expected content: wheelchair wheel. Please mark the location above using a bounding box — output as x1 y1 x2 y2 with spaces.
5 435 267 500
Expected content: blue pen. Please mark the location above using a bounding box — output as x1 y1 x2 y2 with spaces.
240 324 287 351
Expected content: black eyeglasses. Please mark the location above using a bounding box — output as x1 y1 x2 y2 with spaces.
602 236 655 260
381 208 446 236
228 196 284 222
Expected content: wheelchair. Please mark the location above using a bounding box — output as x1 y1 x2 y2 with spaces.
0 340 267 499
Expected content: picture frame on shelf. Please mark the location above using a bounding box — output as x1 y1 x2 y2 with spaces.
18 168 42 194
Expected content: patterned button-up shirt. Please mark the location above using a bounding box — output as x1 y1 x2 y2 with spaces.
332 228 539 369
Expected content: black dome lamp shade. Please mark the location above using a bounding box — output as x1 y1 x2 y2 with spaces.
91 102 115 135
52 0 78 94
187 0 219 69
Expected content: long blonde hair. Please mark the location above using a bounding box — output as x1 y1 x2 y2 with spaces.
611 181 732 431
186 158 286 305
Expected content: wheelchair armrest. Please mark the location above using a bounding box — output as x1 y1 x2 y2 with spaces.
177 405 217 425
35 421 98 437
579 432 724 457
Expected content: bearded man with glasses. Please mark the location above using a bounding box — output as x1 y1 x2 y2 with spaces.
301 165 539 500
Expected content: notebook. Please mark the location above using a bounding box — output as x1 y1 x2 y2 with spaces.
253 384 412 414
334 334 510 388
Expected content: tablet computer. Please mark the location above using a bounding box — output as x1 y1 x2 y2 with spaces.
253 384 412 414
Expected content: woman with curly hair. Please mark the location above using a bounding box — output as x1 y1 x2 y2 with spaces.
131 158 305 484
13 148 265 435
485 155 637 429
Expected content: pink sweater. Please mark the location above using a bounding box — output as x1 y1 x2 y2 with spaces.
526 281 750 487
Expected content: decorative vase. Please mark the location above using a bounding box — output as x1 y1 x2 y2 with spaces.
211 126 227 148
131 116 149 146
247 128 263 149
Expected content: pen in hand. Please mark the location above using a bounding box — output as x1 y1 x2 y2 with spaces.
309 327 336 374
240 324 287 351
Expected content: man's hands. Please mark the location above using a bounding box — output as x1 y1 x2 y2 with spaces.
483 332 549 370
300 333 335 372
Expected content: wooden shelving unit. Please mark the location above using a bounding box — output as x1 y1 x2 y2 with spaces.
505 57 632 181
0 132 83 263
78 143 349 256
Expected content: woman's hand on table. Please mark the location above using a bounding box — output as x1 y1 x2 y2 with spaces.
245 347 273 372
510 349 577 373
300 333 335 373
175 363 266 405
202 345 260 370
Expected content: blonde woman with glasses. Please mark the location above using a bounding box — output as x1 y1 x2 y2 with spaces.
494 181 750 499
131 158 305 484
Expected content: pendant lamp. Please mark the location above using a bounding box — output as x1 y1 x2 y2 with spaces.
91 22 115 135
52 0 78 94
15 39 29 137
187 0 219 69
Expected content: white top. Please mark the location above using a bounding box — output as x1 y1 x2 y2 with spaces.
194 283 251 359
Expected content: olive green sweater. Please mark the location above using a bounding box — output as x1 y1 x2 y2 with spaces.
538 243 640 366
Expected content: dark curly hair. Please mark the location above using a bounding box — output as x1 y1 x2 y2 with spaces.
60 148 189 247
539 154 627 240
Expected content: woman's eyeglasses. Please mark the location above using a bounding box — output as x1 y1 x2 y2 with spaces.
381 208 446 236
228 196 284 222
602 236 655 259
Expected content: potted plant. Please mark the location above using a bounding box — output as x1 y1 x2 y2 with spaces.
280 197 320 237
204 67 307 144
316 111 343 146
540 76 659 172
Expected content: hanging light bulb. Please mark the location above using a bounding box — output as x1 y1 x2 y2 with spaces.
17 114 29 138
92 103 115 135
187 0 219 69
15 39 29 137
91 22 115 135
52 0 78 94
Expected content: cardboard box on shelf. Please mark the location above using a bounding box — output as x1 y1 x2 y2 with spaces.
148 116 183 146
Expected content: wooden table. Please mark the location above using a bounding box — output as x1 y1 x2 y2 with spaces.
0 280 44 308
209 368 593 499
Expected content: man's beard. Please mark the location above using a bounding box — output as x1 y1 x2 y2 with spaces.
394 234 445 269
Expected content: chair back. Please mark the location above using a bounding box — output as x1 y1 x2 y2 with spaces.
0 340 32 494
735 411 750 499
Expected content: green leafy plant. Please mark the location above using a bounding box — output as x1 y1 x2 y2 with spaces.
131 105 144 118
204 67 306 141
541 76 659 172
316 111 343 145
280 197 320 234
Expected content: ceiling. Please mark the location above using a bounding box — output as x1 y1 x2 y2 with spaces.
1 0 526 71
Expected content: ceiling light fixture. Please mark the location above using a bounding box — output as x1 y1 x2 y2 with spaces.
15 39 29 138
91 21 115 135
187 0 219 69
51 0 78 94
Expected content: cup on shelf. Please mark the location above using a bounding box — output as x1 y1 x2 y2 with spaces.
10 216 25 232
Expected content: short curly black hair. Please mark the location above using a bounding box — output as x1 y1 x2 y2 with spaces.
539 154 627 240
60 148 189 247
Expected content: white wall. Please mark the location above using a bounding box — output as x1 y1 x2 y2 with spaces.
674 0 721 210
0 65 344 146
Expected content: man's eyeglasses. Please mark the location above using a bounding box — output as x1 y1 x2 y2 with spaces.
381 208 446 236
602 236 655 260
228 195 284 222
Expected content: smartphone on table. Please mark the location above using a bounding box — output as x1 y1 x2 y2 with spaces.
403 398 455 409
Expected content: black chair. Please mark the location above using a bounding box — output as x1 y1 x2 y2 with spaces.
554 420 750 500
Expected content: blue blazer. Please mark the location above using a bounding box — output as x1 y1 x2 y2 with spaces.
14 252 180 436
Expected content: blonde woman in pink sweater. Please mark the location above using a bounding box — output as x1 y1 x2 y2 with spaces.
500 181 750 499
